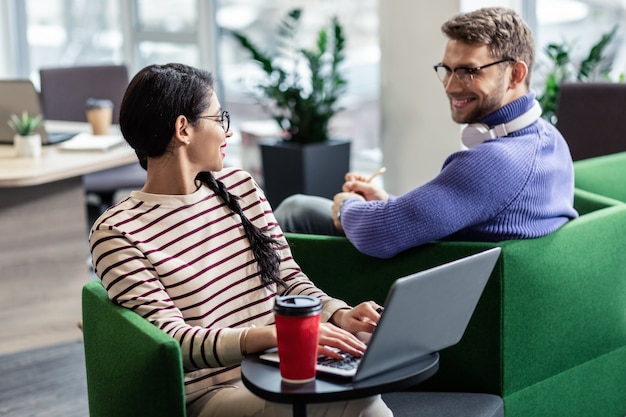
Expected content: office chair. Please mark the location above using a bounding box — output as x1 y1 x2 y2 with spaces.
39 64 128 124
555 82 626 161
39 64 145 209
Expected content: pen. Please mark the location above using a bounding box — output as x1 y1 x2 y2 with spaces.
366 166 387 183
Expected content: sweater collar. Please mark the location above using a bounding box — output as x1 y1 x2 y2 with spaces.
481 90 536 126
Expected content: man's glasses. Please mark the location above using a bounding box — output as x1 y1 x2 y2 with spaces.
199 110 230 132
433 58 515 87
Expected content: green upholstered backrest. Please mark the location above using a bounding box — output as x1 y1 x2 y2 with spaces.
285 188 626 402
495 202 626 394
574 151 626 203
82 280 187 417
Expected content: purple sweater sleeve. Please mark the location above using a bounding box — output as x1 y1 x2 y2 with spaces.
340 117 577 258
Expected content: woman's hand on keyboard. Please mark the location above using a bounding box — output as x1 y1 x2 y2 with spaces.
329 301 384 335
318 322 366 360
320 302 383 359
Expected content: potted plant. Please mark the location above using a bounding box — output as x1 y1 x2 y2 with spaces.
8 111 43 158
229 8 350 206
538 25 619 124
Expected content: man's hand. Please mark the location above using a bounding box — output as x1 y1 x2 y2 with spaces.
331 192 364 231
343 172 389 202
330 171 389 231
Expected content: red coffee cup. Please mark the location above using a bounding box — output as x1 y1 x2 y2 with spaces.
274 295 322 384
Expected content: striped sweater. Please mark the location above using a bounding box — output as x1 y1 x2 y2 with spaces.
89 167 349 403
340 92 579 258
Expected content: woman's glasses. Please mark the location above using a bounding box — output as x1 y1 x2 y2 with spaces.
200 110 230 132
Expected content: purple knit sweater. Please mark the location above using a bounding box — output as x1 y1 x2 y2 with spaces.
340 92 578 258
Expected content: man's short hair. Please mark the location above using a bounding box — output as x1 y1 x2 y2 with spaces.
441 7 535 86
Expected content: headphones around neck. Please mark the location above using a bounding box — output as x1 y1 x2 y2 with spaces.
461 100 542 148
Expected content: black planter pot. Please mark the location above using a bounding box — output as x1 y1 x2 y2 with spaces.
260 139 351 207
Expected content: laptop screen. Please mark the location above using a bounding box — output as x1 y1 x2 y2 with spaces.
353 247 501 381
0 80 59 144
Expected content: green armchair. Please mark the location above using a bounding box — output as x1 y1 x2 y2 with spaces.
284 188 626 417
82 270 505 417
82 280 187 417
574 151 626 203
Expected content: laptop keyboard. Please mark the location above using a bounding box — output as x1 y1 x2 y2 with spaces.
46 132 77 145
317 352 361 371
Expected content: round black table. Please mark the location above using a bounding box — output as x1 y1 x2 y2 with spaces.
241 352 439 417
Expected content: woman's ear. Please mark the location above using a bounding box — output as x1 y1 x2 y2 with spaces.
509 61 528 89
173 115 191 145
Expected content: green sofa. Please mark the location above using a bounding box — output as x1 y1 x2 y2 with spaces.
574 151 626 203
81 189 625 417
284 188 626 417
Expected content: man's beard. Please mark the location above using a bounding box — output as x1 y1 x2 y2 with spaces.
451 84 506 124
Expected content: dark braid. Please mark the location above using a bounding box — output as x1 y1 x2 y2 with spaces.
197 172 286 288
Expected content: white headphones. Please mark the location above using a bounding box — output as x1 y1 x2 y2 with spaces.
461 100 542 148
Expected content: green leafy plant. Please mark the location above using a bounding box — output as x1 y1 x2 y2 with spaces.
538 25 619 124
7 111 43 136
230 8 347 144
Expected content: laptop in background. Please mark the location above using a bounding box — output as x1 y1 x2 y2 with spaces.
0 80 76 145
261 247 501 382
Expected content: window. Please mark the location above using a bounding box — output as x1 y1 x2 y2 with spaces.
22 0 123 84
133 0 204 69
216 1 381 155
11 0 381 159
533 0 624 88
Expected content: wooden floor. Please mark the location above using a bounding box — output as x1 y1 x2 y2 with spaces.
0 340 88 417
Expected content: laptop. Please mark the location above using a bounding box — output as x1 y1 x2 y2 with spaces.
260 247 501 382
0 79 76 145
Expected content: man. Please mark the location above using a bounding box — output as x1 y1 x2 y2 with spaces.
273 7 578 259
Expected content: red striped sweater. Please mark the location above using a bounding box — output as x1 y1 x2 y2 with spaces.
89 167 349 402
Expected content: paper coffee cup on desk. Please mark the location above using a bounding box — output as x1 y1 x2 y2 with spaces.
86 98 113 135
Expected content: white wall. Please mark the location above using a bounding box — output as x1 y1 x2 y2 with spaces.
379 0 525 195
0 0 13 77
379 0 461 195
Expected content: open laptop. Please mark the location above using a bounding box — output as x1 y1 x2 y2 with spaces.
0 80 76 145
261 247 501 382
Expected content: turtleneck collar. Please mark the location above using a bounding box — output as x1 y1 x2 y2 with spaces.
481 90 536 127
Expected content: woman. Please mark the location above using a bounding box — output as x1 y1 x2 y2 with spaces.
89 63 392 417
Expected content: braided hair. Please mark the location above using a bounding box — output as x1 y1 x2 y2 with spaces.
197 171 285 288
119 63 285 288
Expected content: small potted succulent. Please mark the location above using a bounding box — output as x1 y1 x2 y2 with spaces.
8 111 44 158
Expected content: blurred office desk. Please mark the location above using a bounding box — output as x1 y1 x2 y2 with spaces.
0 121 136 354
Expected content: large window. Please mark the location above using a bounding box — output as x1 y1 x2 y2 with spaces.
21 0 123 84
10 0 381 165
533 0 624 87
9 0 621 162
132 0 207 69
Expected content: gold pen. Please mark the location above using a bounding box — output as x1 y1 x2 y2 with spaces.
366 166 386 183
